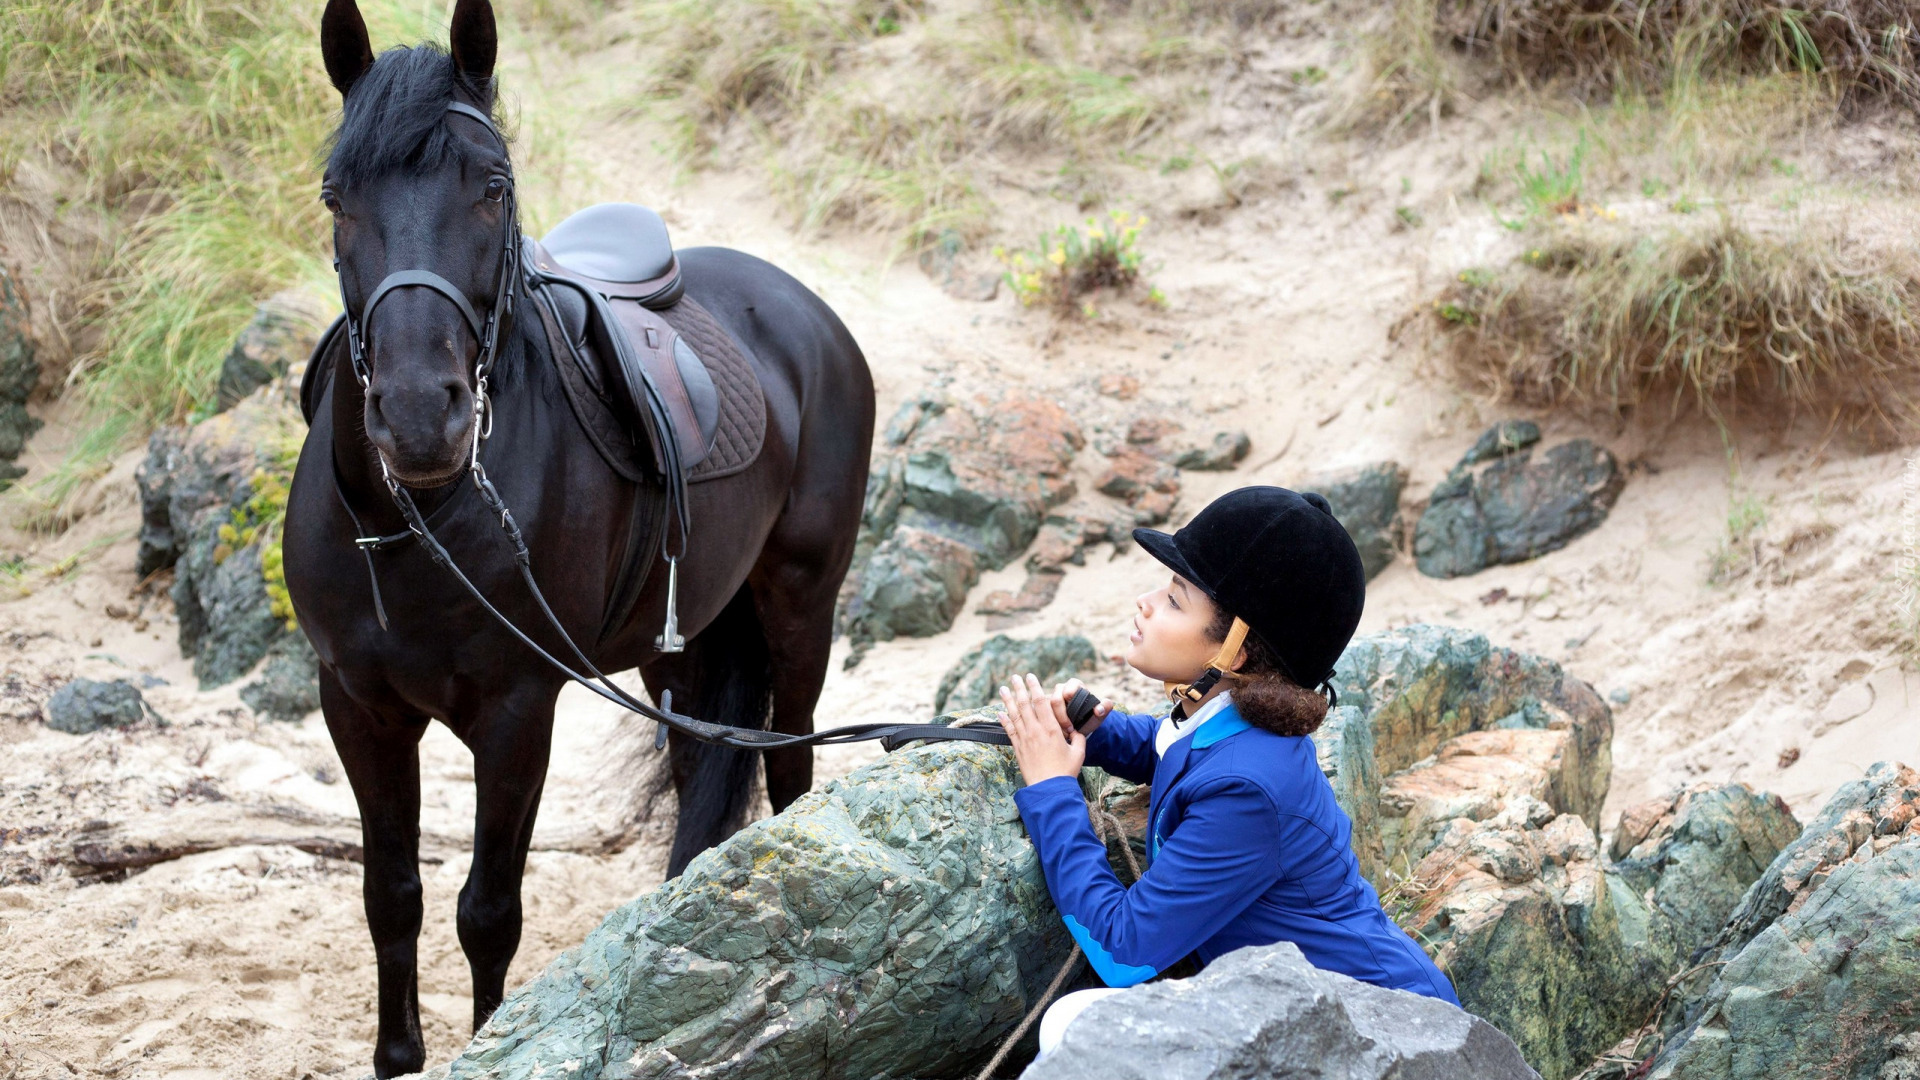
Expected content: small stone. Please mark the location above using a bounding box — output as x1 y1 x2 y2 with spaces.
1169 430 1251 471
1608 687 1631 705
1130 490 1176 525
1125 417 1181 445
1097 374 1140 400
1460 420 1542 466
975 569 1066 622
45 679 150 734
1096 449 1179 501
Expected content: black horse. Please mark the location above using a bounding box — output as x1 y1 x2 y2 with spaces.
282 0 875 1073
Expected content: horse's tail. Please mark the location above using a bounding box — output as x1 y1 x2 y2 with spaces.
649 582 773 878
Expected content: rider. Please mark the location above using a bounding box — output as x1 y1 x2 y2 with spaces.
994 485 1459 1057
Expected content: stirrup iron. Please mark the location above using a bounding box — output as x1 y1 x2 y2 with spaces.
655 555 686 653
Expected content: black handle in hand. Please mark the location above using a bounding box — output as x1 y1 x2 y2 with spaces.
1065 687 1103 732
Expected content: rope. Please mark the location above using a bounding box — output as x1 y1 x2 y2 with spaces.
972 800 1143 1080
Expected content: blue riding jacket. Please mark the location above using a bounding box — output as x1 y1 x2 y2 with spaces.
1012 702 1459 1003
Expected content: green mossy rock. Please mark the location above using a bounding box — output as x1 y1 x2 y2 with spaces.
935 634 1100 714
1650 831 1920 1080
424 729 1107 1080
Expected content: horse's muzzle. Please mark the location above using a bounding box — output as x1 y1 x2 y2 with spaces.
364 375 476 487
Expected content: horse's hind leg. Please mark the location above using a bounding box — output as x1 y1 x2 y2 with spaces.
643 585 773 876
322 669 430 1079
455 682 558 1030
749 506 862 813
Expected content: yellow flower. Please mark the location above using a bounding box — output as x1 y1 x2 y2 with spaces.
1087 228 1105 241
1048 249 1067 267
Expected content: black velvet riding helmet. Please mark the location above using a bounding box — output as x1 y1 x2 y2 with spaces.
1132 485 1365 709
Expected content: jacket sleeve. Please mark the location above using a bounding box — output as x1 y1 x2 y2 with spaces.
1013 773 1283 987
1081 711 1161 785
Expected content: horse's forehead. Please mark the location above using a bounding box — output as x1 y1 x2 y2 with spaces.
360 166 481 251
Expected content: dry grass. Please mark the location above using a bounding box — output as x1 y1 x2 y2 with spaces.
632 0 1232 247
1435 215 1920 442
1358 0 1919 132
1435 0 1919 104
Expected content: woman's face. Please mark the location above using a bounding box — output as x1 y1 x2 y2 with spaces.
1125 574 1226 683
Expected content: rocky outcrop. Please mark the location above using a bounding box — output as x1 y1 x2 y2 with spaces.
405 623 1795 1080
213 290 329 412
840 390 1084 646
1629 763 1920 1079
1021 941 1540 1080
934 634 1100 714
1323 626 1799 1080
137 378 315 702
1413 421 1625 579
1648 827 1920 1079
1303 460 1407 580
419 723 1088 1080
0 264 41 487
1329 623 1613 828
45 679 153 734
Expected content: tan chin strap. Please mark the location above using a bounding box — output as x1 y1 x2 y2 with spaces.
1164 617 1251 711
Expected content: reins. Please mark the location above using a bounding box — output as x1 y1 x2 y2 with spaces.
328 99 1015 755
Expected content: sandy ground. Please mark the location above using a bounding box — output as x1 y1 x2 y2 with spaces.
4 14 1920 1080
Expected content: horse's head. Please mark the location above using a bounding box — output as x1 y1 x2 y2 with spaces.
320 0 514 488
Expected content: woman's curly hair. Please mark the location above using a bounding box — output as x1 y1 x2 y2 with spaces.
1204 607 1329 737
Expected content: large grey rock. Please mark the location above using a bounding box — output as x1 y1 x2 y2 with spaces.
1021 940 1540 1080
419 727 1095 1080
935 634 1100 714
1648 825 1920 1080
45 679 151 734
1625 763 1920 1078
0 264 41 486
213 290 329 412
139 382 309 690
838 389 1083 644
1414 424 1624 578
1306 460 1408 580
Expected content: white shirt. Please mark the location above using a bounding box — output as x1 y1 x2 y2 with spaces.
1153 689 1235 758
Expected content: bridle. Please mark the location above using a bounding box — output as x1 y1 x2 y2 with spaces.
325 100 1013 754
333 100 515 484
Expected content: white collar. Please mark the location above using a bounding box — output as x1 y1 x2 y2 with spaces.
1153 689 1234 758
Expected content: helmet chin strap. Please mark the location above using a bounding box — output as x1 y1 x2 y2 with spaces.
1165 617 1251 718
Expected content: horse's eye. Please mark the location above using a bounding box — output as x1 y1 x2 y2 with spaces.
484 177 507 203
321 190 343 216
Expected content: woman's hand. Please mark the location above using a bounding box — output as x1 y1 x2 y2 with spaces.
1001 672 1087 787
1054 677 1112 736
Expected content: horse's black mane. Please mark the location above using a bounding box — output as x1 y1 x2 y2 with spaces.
326 44 499 187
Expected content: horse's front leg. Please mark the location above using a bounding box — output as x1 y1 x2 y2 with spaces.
322 669 431 1078
456 681 559 1030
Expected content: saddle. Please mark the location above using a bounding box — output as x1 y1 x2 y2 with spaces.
524 203 766 486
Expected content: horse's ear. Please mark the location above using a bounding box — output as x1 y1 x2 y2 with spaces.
320 0 375 97
448 0 497 93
